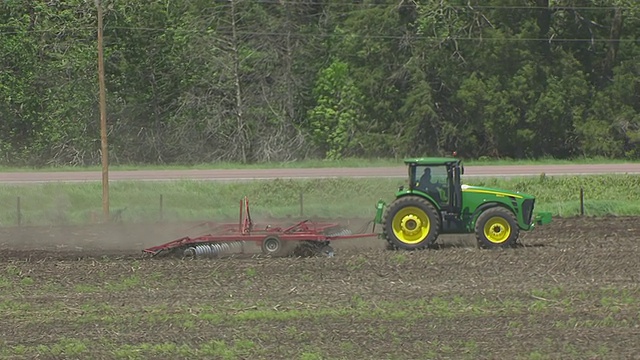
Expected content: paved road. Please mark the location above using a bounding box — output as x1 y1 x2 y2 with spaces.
0 163 639 183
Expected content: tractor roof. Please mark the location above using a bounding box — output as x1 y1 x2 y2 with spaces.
403 157 460 166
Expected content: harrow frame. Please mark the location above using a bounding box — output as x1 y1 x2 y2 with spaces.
143 196 379 258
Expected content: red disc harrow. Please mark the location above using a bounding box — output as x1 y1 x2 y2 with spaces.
143 196 379 258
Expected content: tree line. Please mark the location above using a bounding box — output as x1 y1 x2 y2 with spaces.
1 0 638 166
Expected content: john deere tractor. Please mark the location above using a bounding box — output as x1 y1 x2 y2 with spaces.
374 157 552 250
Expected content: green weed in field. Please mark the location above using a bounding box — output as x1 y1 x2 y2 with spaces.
390 253 408 264
245 267 257 277
11 345 27 355
5 265 21 277
0 300 31 312
349 294 367 309
74 284 100 293
338 342 355 352
199 340 236 359
104 275 141 292
508 320 523 329
591 345 611 358
299 351 325 360
526 350 548 360
346 255 368 271
182 319 196 329
0 276 11 289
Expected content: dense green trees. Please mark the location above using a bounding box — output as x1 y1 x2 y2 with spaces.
1 0 638 166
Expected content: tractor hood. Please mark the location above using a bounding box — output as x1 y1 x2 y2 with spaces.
460 184 535 200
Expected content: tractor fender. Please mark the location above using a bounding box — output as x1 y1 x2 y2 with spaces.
394 190 442 212
470 202 515 227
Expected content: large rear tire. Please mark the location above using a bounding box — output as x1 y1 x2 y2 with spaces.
474 207 519 249
382 196 440 250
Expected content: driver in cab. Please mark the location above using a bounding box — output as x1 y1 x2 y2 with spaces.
417 167 441 202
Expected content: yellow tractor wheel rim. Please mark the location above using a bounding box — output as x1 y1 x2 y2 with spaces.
483 216 511 244
392 206 431 244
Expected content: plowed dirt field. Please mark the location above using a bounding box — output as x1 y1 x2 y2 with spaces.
1 216 639 359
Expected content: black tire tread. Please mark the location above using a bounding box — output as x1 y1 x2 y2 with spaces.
382 196 440 251
474 207 519 249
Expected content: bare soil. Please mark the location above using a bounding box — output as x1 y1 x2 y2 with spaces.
1 216 639 359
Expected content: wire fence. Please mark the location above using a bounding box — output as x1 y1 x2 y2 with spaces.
3 191 329 228
3 188 593 228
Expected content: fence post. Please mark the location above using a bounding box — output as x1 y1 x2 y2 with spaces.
17 196 21 226
579 187 584 216
299 192 304 217
159 194 164 221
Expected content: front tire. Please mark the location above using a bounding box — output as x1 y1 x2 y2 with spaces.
475 207 519 249
382 196 440 250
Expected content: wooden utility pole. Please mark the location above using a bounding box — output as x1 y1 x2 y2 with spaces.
96 0 109 222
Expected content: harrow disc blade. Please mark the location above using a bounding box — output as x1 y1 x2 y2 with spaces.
323 226 353 237
183 242 245 258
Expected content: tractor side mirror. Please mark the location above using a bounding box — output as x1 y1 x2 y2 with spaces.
460 165 465 175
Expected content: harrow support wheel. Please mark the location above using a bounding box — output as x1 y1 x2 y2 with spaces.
261 236 294 257
475 207 519 249
382 195 440 250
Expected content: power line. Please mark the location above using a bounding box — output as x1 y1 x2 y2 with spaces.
112 27 640 43
1 0 635 40
0 1 632 36
2 27 636 44
214 0 635 11
1 25 637 43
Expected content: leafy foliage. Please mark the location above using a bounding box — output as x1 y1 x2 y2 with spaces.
308 60 364 159
0 0 639 165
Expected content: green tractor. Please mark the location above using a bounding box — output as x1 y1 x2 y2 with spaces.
374 157 552 250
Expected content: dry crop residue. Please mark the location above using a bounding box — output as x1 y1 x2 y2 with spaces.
0 216 639 359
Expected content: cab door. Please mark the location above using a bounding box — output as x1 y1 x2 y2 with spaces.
451 163 463 212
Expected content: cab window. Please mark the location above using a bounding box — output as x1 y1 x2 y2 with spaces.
414 165 449 205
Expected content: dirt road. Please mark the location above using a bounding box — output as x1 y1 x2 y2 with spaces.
1 163 639 183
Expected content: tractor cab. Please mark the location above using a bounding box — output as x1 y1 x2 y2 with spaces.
403 157 464 214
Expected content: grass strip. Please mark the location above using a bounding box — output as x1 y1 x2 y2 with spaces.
0 175 637 225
